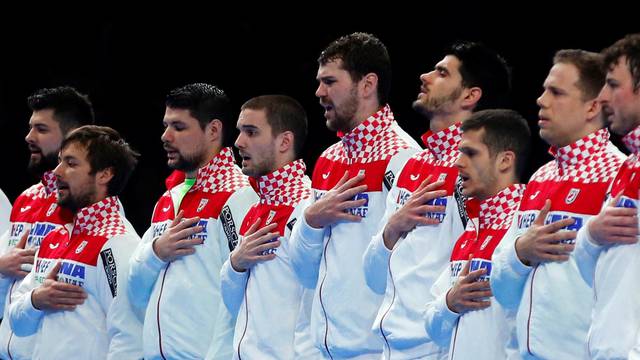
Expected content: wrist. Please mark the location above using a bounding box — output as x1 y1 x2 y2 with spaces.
31 288 43 310
229 253 246 272
382 225 400 250
514 237 532 266
152 238 167 262
445 289 459 314
304 211 323 229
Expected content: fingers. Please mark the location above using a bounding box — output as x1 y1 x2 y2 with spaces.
609 193 623 207
173 225 204 241
246 223 279 241
339 185 368 201
415 175 433 192
170 210 185 227
244 217 263 236
336 173 366 192
414 181 446 199
543 218 576 233
172 216 201 232
460 256 472 277
15 230 29 249
534 199 552 226
337 199 367 211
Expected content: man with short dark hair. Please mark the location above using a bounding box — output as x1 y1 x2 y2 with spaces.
9 125 142 359
570 34 640 359
288 32 421 358
0 86 94 360
216 94 315 360
362 41 511 359
491 50 625 359
424 109 530 360
128 83 257 360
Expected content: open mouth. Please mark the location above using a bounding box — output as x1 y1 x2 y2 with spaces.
56 182 69 193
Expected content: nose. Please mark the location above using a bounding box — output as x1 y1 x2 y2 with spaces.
161 127 172 143
25 127 35 144
420 71 435 85
598 85 611 104
53 160 63 178
234 132 245 150
315 82 326 98
536 91 548 109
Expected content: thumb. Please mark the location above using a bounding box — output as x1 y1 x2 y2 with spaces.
15 230 29 250
46 261 61 281
534 199 552 226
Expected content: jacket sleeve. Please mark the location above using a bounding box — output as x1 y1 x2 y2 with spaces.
288 196 326 289
423 266 459 347
99 233 143 360
0 189 11 237
9 247 46 337
572 219 604 287
219 256 248 316
126 224 167 312
490 215 532 311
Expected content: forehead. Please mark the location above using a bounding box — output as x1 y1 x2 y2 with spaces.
316 59 350 79
437 55 462 75
460 128 486 147
237 108 270 129
607 56 633 80
60 141 88 161
545 62 580 88
163 107 200 125
29 109 59 127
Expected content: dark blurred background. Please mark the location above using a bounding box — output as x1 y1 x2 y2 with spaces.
1 14 636 234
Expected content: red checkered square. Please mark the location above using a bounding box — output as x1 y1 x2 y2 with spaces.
74 196 126 237
533 129 624 183
479 184 524 230
194 147 250 194
322 105 415 164
251 159 311 206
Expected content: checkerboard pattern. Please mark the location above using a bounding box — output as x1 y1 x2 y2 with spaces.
322 105 414 164
252 159 311 206
74 196 126 237
623 125 640 155
533 129 623 183
479 184 524 230
193 147 250 194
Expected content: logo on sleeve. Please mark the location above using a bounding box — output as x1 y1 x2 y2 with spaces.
286 218 297 231
197 198 209 213
565 188 580 204
221 205 239 251
384 170 395 191
100 249 118 297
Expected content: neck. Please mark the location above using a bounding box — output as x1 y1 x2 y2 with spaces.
429 109 472 133
346 100 382 133
186 144 223 178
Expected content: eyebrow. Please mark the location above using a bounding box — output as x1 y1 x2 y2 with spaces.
238 124 259 130
435 65 449 75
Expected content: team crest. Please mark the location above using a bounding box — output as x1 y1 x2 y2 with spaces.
438 173 447 182
75 240 88 254
265 210 277 225
565 188 580 204
46 203 57 217
197 198 209 213
480 236 493 250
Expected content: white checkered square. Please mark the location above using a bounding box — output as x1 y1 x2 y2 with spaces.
479 184 524 230
532 129 623 184
74 196 126 237
322 105 415 164
194 147 250 194
253 159 311 206
623 125 640 155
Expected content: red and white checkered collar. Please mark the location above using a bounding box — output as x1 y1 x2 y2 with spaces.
420 123 462 163
73 196 125 237
479 184 524 230
192 147 249 193
549 128 610 174
623 125 640 154
250 159 310 206
339 104 394 154
42 171 57 195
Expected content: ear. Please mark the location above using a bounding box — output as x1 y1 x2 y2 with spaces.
461 87 483 110
95 167 115 187
359 73 379 100
584 98 602 123
277 131 295 155
206 119 223 143
496 150 516 174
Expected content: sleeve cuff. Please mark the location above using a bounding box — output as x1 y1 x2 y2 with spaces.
139 240 167 272
580 220 604 257
508 239 533 276
437 290 461 322
299 213 326 246
27 289 45 316
222 257 249 282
